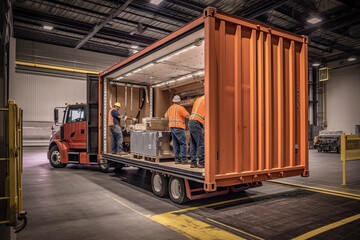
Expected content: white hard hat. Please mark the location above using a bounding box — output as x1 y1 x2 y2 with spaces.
172 95 181 103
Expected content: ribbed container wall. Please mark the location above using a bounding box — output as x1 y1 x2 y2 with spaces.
204 9 308 190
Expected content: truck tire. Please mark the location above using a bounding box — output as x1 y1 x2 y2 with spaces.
49 146 67 168
99 158 110 173
168 176 189 204
151 172 169 198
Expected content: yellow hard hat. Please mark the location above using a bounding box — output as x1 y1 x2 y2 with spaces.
114 102 121 107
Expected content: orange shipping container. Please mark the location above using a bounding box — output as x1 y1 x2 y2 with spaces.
99 8 308 193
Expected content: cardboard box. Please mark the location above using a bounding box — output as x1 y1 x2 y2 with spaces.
134 123 146 131
120 117 138 127
143 117 169 131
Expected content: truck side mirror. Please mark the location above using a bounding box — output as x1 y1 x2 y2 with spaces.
54 108 59 126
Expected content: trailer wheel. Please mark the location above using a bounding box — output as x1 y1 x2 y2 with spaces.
168 176 189 204
99 158 110 173
151 173 169 198
49 146 67 168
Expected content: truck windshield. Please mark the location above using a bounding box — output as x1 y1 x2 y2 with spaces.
66 107 86 123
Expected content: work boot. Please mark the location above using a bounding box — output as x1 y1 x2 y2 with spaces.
111 151 116 154
181 160 190 165
190 163 198 168
197 164 204 168
117 151 127 155
175 159 181 164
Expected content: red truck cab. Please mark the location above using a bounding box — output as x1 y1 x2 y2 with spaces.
47 75 106 170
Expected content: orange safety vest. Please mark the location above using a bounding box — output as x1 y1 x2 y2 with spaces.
108 108 117 126
189 96 205 125
165 104 189 129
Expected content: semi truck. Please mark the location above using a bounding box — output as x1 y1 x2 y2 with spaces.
48 8 309 204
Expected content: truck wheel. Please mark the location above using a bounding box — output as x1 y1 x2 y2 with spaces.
151 173 169 198
99 158 110 173
49 146 67 168
168 176 189 204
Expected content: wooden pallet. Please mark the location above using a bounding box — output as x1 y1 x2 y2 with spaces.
131 153 174 163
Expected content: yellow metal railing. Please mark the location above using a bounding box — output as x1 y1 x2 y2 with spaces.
0 100 26 231
341 134 360 185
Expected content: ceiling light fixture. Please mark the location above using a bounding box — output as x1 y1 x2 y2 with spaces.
153 70 204 88
307 17 322 24
347 57 357 62
116 39 203 80
43 25 53 30
157 40 203 63
150 0 163 5
131 45 139 49
115 76 124 80
312 63 321 67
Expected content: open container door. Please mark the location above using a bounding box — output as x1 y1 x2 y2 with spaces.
86 74 99 163
203 8 309 191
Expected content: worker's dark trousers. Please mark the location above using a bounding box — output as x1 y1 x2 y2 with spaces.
188 120 204 165
109 124 123 153
170 127 187 163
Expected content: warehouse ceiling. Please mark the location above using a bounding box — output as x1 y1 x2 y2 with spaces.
13 0 360 64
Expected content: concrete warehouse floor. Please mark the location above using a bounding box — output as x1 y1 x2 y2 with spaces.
17 148 360 240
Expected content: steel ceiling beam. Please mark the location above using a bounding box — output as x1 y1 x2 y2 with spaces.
164 0 204 13
36 0 173 34
295 8 360 34
13 7 157 45
75 0 133 49
241 0 291 19
13 26 129 57
13 17 149 48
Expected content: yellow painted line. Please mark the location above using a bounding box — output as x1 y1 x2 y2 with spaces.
151 212 245 240
15 61 101 74
106 193 246 240
292 214 360 240
206 218 264 240
169 194 268 214
54 171 71 181
266 181 360 200
105 194 151 218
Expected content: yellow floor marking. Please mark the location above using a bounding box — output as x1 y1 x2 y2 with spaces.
292 214 360 240
168 194 268 214
266 181 360 200
105 194 150 218
106 194 246 240
54 171 69 180
206 218 264 240
269 181 360 198
151 212 245 240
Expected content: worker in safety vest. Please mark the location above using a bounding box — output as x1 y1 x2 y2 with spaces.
188 95 205 168
109 102 126 155
165 95 190 164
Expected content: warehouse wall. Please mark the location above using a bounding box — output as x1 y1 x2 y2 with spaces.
326 62 360 134
10 72 86 121
10 38 124 122
16 39 123 72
